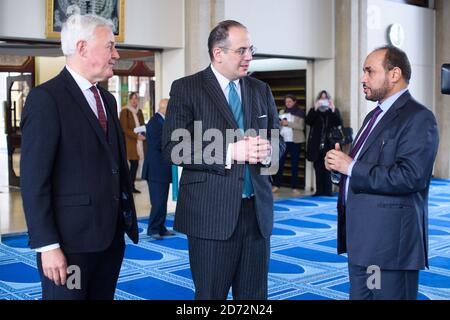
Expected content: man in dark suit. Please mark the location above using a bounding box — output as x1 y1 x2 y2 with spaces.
325 46 439 300
142 98 175 240
162 20 285 300
20 14 138 300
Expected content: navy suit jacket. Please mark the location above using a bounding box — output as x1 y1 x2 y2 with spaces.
142 113 172 183
20 68 139 253
162 66 285 240
338 90 439 270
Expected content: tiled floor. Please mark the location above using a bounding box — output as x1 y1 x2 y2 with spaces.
0 148 314 235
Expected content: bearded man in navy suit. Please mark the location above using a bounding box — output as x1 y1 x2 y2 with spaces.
326 46 439 300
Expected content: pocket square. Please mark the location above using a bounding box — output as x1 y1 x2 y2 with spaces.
258 115 267 118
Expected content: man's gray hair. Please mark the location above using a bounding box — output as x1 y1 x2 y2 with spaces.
61 14 114 56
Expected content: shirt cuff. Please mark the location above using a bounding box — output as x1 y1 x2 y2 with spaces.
35 243 60 253
225 143 232 169
347 160 356 177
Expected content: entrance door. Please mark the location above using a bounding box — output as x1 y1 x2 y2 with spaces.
5 74 32 187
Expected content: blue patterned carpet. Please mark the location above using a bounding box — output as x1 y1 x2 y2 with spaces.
2 179 450 300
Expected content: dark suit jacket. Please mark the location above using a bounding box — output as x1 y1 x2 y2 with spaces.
20 68 139 253
337 91 439 270
162 66 285 240
142 113 172 183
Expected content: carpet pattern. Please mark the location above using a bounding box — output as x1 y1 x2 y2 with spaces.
2 179 450 300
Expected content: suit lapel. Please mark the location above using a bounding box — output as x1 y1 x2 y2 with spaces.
61 68 115 155
356 91 411 159
202 67 239 129
240 77 253 131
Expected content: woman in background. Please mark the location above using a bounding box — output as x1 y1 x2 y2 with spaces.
120 92 146 193
305 90 342 196
272 94 306 195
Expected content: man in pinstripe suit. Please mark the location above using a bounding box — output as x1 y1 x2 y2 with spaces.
162 20 285 300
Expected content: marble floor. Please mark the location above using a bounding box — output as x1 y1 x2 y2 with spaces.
0 148 313 235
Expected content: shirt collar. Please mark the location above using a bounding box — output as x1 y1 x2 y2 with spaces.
378 88 408 113
210 64 240 91
65 65 97 91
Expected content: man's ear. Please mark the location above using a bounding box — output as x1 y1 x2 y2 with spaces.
391 66 403 83
212 47 222 63
76 40 87 57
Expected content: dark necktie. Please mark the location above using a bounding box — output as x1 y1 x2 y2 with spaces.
89 85 108 135
339 105 383 206
228 81 254 198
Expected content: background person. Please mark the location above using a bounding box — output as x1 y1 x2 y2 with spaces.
120 92 146 193
272 94 305 195
305 90 342 196
142 98 175 240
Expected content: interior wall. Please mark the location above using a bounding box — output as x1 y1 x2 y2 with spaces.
224 0 335 59
313 59 335 110
0 0 184 49
364 0 435 120
158 48 186 103
35 56 65 85
0 0 186 107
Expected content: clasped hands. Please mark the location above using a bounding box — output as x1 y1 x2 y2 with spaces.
325 143 353 175
231 136 271 164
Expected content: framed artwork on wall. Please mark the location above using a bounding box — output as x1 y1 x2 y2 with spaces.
45 0 124 42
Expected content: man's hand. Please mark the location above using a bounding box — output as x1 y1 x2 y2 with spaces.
325 143 353 175
231 136 271 164
41 248 68 286
137 134 146 141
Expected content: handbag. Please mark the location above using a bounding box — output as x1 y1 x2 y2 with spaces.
328 126 353 146
328 126 344 146
342 127 353 145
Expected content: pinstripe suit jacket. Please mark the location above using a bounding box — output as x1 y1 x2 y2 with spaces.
162 66 285 240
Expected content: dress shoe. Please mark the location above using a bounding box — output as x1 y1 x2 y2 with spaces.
150 234 163 240
132 188 141 194
161 230 176 236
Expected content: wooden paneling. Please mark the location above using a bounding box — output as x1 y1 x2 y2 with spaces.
251 70 307 188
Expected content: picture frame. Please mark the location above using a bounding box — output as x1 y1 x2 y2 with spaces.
45 0 124 42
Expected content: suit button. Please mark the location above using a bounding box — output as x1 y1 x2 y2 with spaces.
112 169 119 174
113 195 120 201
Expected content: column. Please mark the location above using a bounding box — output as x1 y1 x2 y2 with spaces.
434 0 450 178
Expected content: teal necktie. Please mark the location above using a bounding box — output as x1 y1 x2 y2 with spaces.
228 81 254 198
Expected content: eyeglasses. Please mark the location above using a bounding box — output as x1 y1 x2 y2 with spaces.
220 46 257 56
